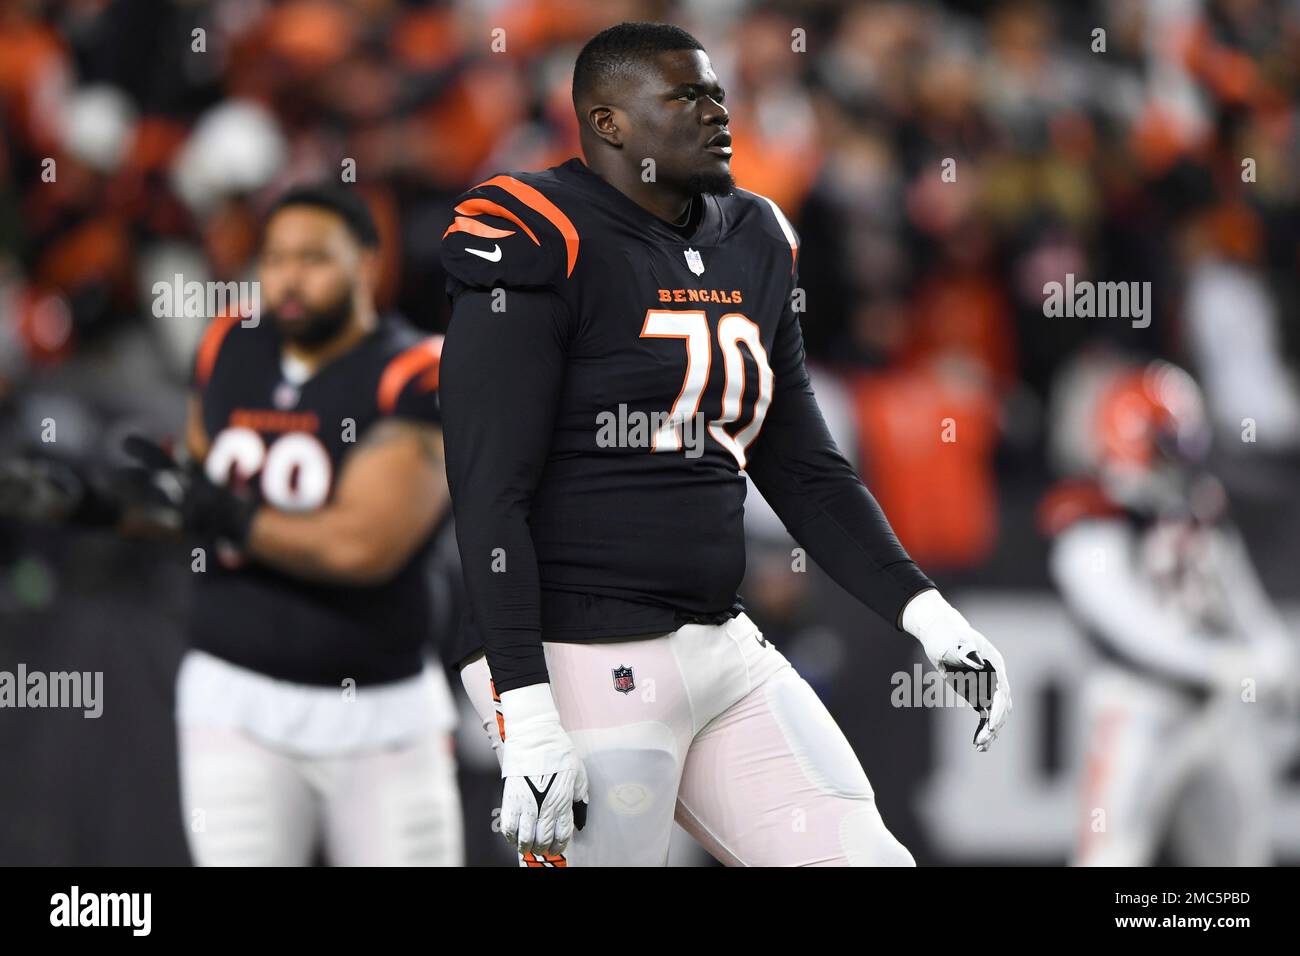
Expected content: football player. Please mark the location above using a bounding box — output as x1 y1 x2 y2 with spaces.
170 185 464 866
438 22 1013 867
1041 360 1297 865
7 186 464 865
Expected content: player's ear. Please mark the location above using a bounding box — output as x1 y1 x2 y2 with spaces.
358 247 382 291
587 105 622 147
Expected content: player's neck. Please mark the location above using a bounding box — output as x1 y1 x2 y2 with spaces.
587 158 695 227
281 307 377 372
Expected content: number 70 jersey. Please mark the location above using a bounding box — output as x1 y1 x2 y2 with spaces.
440 158 809 640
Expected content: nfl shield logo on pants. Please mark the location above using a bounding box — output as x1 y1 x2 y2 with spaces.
612 665 635 694
684 248 705 276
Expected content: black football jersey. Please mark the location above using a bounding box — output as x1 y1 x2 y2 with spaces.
440 158 931 691
189 313 444 686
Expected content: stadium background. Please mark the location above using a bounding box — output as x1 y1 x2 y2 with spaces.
1 0 1298 865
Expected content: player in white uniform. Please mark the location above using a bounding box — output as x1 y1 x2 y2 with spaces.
1042 360 1297 866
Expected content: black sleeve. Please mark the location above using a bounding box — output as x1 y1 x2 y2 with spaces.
438 286 571 693
744 293 934 629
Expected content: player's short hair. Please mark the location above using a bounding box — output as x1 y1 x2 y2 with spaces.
572 21 705 108
263 184 381 249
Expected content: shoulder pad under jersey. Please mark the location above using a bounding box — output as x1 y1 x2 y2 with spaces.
440 173 580 293
732 187 800 277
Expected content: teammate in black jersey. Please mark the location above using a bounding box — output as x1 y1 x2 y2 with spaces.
439 23 1013 866
134 186 460 865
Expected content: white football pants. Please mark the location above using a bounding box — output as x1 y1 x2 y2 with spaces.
461 612 912 867
176 652 463 867
179 724 462 866
1073 666 1271 866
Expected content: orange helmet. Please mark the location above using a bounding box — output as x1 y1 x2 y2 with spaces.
1094 361 1209 471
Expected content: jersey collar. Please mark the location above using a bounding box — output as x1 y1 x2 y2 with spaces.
562 158 723 246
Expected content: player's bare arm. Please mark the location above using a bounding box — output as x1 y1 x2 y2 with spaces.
243 418 448 585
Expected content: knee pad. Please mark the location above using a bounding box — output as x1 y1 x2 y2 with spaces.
567 723 681 866
840 800 915 867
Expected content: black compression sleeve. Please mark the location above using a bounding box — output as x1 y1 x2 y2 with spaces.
745 303 934 628
439 288 571 693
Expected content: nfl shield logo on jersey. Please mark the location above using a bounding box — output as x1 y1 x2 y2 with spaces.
683 248 705 276
272 381 299 409
612 665 635 694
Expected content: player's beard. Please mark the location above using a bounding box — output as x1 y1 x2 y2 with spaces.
268 287 355 347
683 167 735 196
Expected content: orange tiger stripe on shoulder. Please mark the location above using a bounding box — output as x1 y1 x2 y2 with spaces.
471 175 579 276
377 335 444 414
453 198 540 246
194 312 244 387
442 216 516 241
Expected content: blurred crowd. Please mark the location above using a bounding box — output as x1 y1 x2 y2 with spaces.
3 0 1298 578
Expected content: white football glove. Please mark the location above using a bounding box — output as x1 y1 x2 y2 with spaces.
498 683 589 858
1214 638 1300 712
903 589 1013 751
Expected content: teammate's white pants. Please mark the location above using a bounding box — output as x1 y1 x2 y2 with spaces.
178 724 462 866
177 652 463 867
461 613 912 867
1073 666 1270 867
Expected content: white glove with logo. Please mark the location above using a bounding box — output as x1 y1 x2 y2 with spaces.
498 683 589 858
903 589 1013 751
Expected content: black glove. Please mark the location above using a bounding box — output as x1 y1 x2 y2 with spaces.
122 435 259 547
942 654 998 746
0 456 124 527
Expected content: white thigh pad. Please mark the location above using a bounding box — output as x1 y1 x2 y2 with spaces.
765 671 873 799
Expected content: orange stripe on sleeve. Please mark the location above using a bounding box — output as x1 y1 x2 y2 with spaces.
453 198 540 245
473 175 579 277
377 336 444 414
490 680 505 741
442 216 516 240
193 312 243 387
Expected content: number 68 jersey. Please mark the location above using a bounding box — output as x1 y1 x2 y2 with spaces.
189 313 444 686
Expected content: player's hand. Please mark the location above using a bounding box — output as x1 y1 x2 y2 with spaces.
903 588 1013 751
122 435 258 546
1257 639 1300 714
1215 639 1300 713
0 457 112 526
498 683 589 858
0 455 165 528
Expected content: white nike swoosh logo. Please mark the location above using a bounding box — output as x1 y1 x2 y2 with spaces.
465 244 502 262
